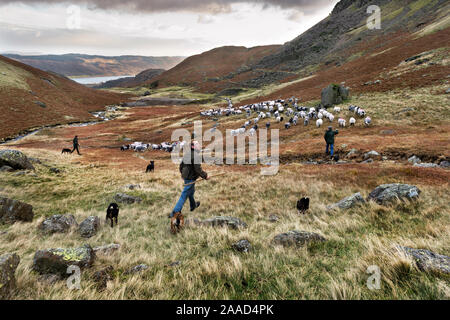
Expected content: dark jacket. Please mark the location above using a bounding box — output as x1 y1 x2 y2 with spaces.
324 129 339 144
73 137 79 147
179 150 208 181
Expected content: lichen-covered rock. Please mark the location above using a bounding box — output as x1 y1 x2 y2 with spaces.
0 166 14 172
92 266 114 291
321 84 349 107
114 193 142 204
398 246 450 275
232 240 251 253
93 244 121 255
0 149 35 170
32 244 95 276
126 264 149 274
368 184 421 205
273 230 326 247
0 198 34 224
440 161 450 168
38 274 62 285
0 253 20 299
78 216 100 238
327 192 365 210
202 216 247 230
38 214 78 234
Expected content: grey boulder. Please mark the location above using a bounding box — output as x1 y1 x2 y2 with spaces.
93 244 121 255
78 216 100 238
327 192 365 210
32 244 95 276
413 163 439 168
0 253 20 299
0 198 34 224
398 246 450 275
114 193 142 204
232 240 251 253
368 184 421 205
202 216 247 230
38 214 78 234
273 230 326 247
0 149 35 170
408 155 421 165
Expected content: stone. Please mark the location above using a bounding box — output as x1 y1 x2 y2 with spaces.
166 261 181 267
440 161 450 168
13 171 26 176
0 198 34 224
413 163 439 168
78 216 100 238
124 184 141 190
408 155 421 165
0 166 14 172
327 192 365 210
232 240 251 253
201 216 247 230
32 244 95 276
346 148 358 159
321 84 349 107
398 246 450 275
273 231 326 247
92 266 114 291
368 184 421 205
49 167 61 174
361 158 373 164
363 150 380 160
114 193 142 204
127 264 149 274
38 214 78 234
0 150 35 170
268 215 279 223
93 244 121 255
0 253 20 299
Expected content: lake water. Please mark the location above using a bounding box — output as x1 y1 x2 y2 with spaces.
70 75 134 85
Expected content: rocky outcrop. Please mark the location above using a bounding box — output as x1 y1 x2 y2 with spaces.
126 264 149 274
78 216 100 238
273 231 326 247
398 246 450 275
32 244 95 276
408 155 421 165
368 184 421 205
38 214 78 234
0 198 34 224
232 240 251 253
114 193 142 204
327 192 365 210
414 163 439 168
0 253 20 299
0 165 14 172
363 150 380 160
0 150 34 171
321 84 349 107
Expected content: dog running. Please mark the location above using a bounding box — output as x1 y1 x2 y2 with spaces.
106 203 119 228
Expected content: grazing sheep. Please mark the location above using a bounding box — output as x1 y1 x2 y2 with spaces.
334 106 341 113
304 118 309 126
349 117 356 126
285 123 291 129
249 128 256 136
338 118 346 128
316 119 323 128
318 112 323 120
364 116 372 126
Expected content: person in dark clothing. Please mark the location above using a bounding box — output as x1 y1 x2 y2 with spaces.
170 140 208 234
324 126 339 157
71 135 81 155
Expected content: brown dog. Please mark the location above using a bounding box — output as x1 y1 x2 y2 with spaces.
170 212 185 234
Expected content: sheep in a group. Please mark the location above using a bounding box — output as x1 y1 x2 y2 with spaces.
338 118 346 128
249 128 256 136
285 123 291 129
349 117 356 126
364 116 372 126
334 106 341 113
304 118 309 126
316 119 323 128
328 114 335 122
318 112 323 119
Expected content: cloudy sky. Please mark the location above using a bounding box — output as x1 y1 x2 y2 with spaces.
0 0 339 57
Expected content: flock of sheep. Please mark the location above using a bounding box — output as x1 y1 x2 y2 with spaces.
200 98 372 136
121 141 186 153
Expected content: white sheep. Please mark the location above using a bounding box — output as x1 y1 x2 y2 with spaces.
334 106 341 113
316 119 323 128
338 118 346 127
349 117 356 126
364 116 372 126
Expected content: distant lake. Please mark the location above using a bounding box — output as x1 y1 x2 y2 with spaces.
70 75 134 85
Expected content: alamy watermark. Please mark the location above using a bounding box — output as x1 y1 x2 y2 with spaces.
67 265 81 290
367 5 381 30
366 265 381 290
66 5 81 30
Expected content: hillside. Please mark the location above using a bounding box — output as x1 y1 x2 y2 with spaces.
4 54 185 77
95 69 165 89
0 55 130 142
139 45 285 94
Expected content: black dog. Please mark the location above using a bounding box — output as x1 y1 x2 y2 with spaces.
333 154 340 162
106 203 119 228
61 148 72 154
146 161 155 173
297 197 310 214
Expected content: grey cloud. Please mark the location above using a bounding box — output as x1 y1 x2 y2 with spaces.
0 0 335 15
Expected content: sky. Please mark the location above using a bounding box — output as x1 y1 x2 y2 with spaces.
0 0 340 57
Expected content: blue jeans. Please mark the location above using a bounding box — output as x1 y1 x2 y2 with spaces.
326 144 334 156
171 180 196 217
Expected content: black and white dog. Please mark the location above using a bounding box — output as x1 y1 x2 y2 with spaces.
106 203 119 228
297 197 310 214
146 161 155 173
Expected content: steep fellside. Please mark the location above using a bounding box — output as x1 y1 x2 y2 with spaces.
95 69 165 89
4 54 185 77
0 55 129 141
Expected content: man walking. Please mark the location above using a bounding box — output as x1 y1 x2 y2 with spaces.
324 126 339 158
170 140 208 234
71 135 81 155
